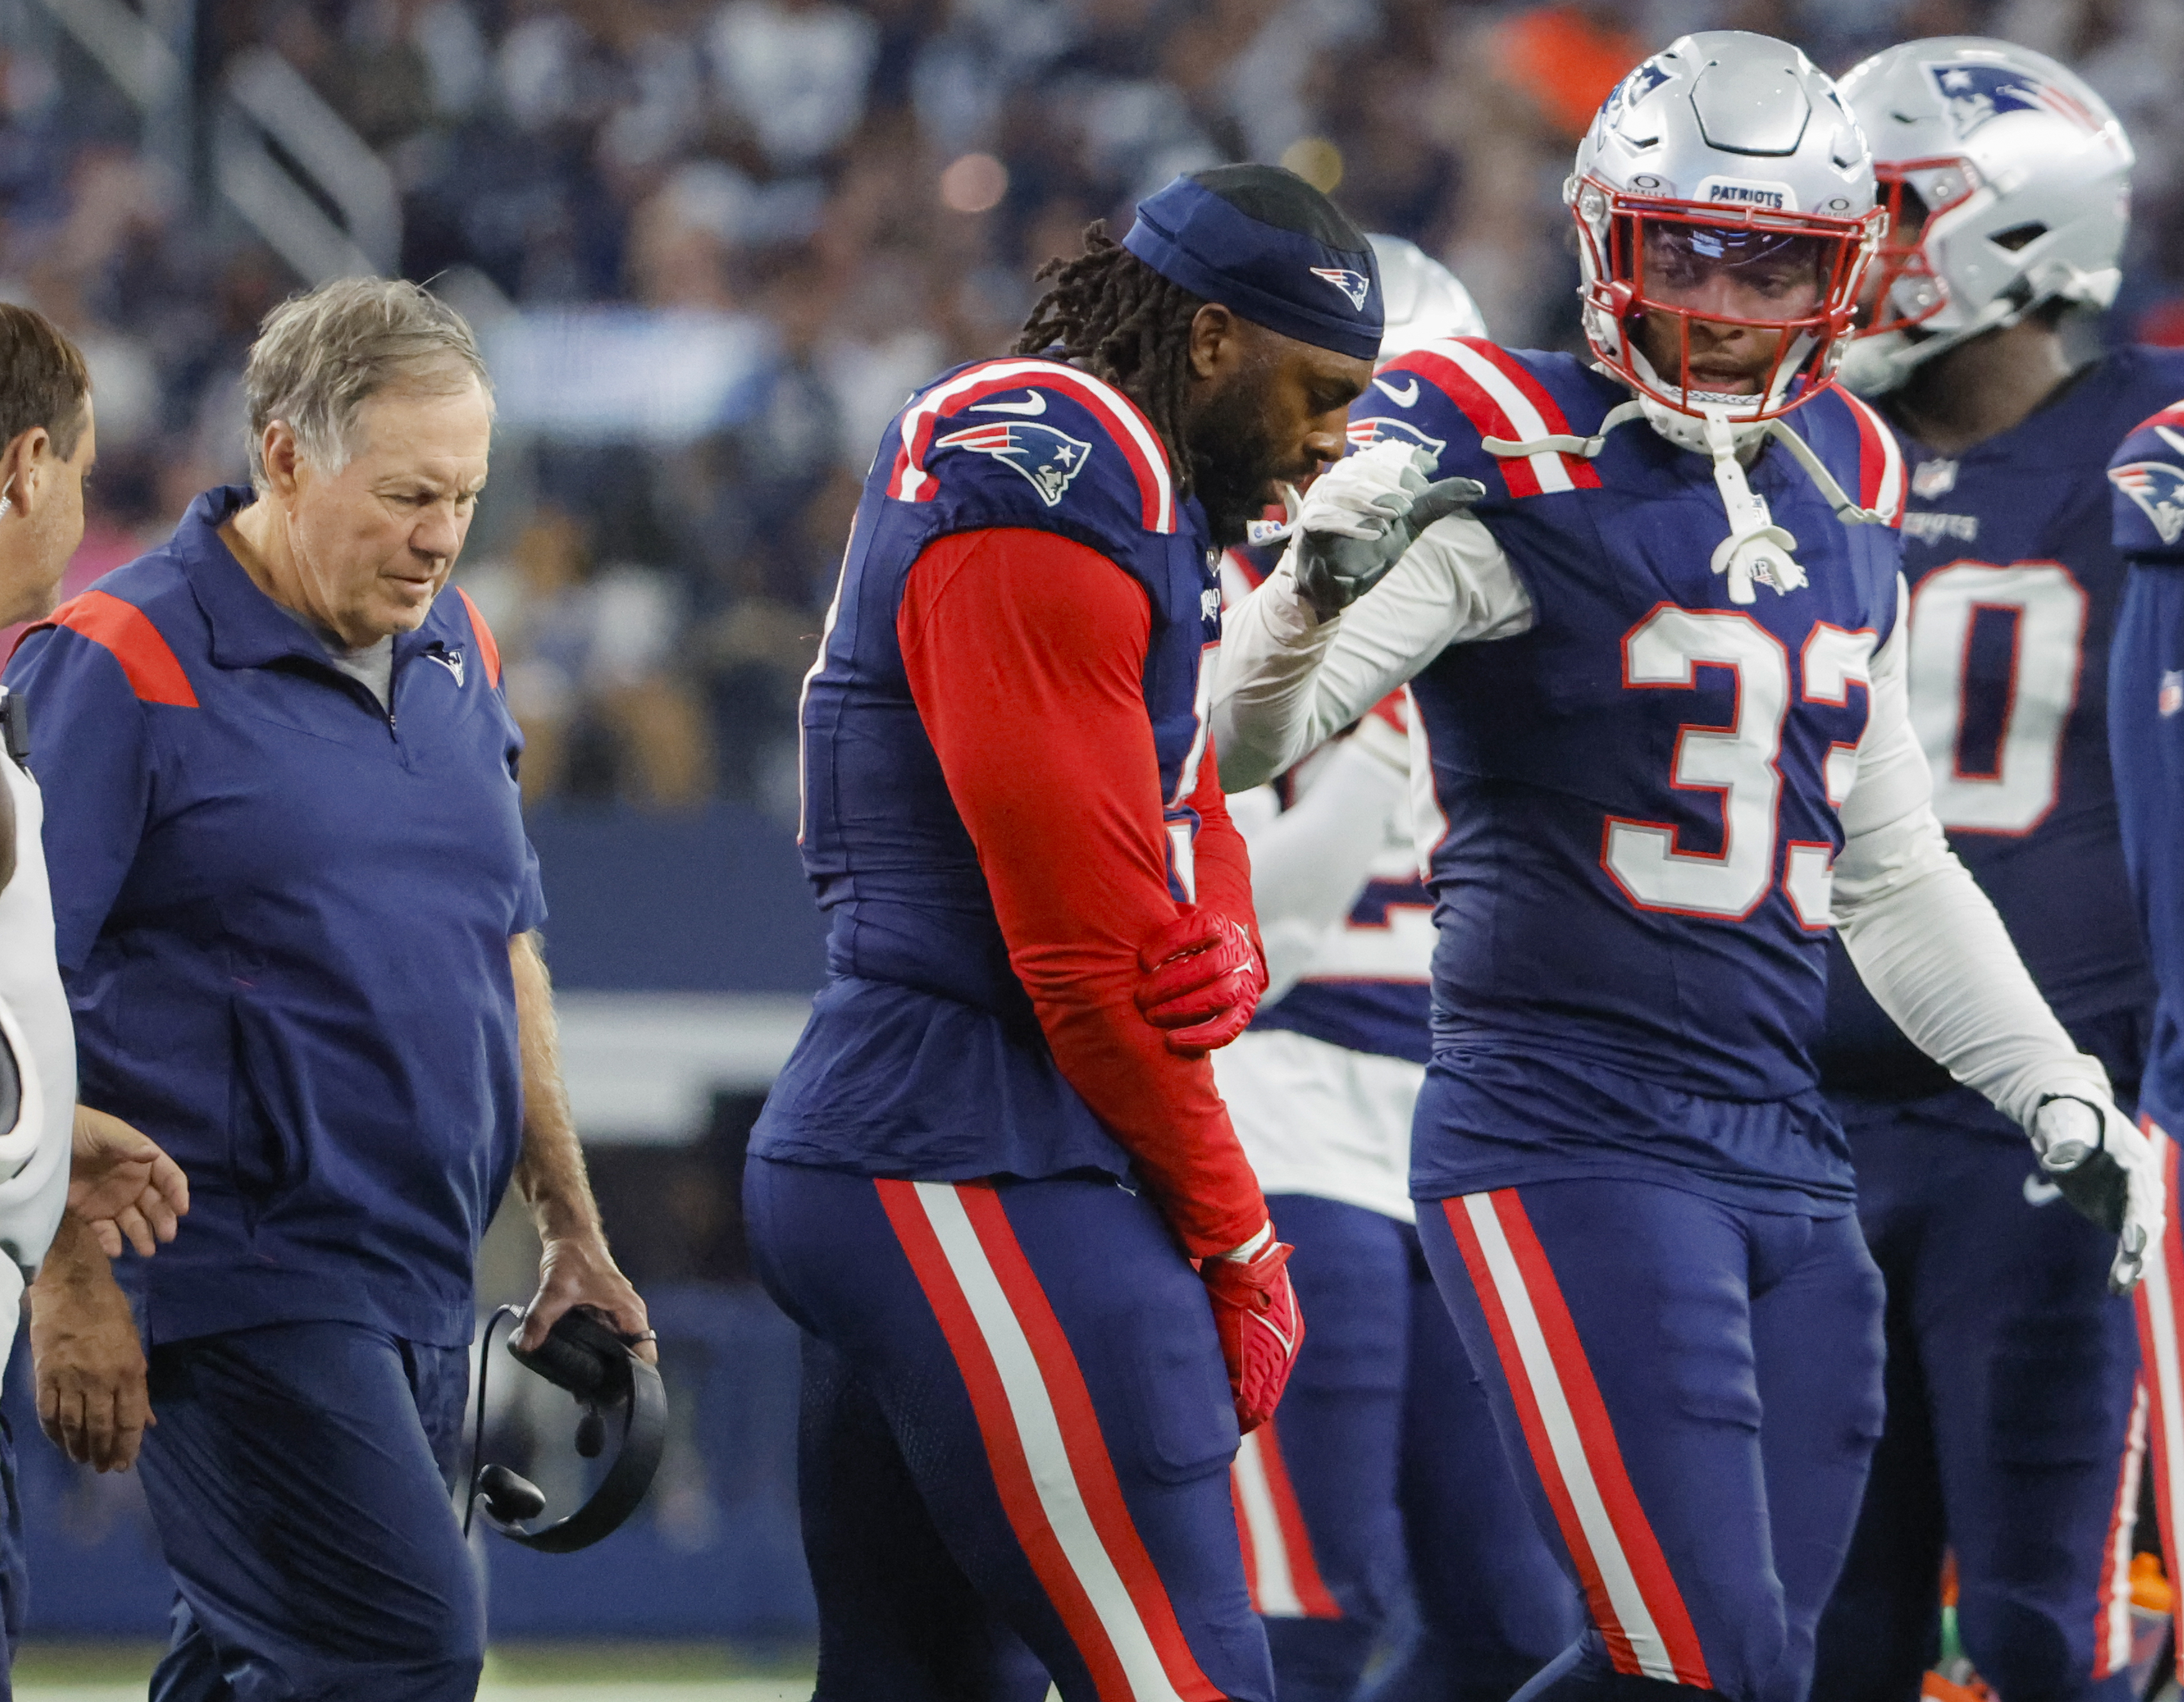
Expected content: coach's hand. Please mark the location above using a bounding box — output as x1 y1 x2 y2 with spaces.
1200 1224 1303 1433
1136 909 1267 1055
69 1105 189 1260
2031 1094 2165 1295
1289 441 1484 621
519 1229 657 1365
30 1215 151 1471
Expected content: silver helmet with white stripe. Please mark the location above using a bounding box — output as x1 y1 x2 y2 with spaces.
1837 37 2131 395
1569 30 1882 428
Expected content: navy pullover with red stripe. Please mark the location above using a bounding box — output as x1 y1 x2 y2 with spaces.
755 357 1269 1258
5 484 544 1348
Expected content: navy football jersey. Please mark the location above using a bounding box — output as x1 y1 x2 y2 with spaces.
756 356 1222 1182
2108 391 2184 1136
1345 338 1906 1206
1819 347 2184 1118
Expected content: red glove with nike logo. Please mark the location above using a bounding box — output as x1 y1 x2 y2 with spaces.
1200 1224 1303 1432
1135 909 1267 1055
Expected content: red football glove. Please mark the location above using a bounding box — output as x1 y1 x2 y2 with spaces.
1134 909 1268 1055
1200 1228 1303 1433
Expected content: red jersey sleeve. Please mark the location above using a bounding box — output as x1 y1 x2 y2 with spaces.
899 526 1267 1257
1187 738 1260 959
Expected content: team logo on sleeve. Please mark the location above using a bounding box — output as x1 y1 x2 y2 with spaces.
1310 266 1373 310
934 419 1094 507
1927 63 2101 138
2161 670 2184 718
1347 417 1446 458
2110 460 2184 546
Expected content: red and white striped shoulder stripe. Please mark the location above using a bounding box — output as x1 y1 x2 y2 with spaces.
1386 338 1604 500
887 358 1177 534
1829 387 1906 528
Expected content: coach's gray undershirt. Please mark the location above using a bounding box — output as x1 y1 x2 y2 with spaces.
279 606 394 709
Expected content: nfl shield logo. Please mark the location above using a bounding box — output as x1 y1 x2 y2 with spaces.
2162 670 2183 718
1911 459 1957 499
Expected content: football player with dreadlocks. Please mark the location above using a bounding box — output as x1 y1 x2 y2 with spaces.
1805 38 2173 1702
747 166 1463 1702
1212 30 2160 1702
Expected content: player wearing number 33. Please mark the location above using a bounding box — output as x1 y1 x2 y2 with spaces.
1214 30 2162 1702
1807 38 2178 1702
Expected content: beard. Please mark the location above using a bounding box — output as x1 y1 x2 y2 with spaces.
1184 365 1286 549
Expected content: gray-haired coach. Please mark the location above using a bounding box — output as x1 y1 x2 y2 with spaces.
10 279 650 1699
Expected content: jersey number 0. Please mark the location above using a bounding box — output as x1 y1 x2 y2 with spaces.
1905 560 2087 838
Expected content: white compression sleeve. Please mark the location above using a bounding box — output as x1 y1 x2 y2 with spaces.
1832 578 2108 1126
1227 730 1410 1002
1211 510 1532 791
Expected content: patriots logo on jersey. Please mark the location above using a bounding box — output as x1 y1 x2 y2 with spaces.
2111 460 2184 546
2162 670 2184 719
1310 266 1372 310
1348 417 1447 458
934 419 1094 507
1927 63 2101 138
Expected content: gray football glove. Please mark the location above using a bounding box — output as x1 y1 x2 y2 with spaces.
2030 1094 2164 1294
1286 441 1485 621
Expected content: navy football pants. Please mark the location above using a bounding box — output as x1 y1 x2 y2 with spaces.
1234 1194 1576 1702
1420 1179 1886 1702
1813 1110 2144 1702
746 1156 1271 1702
138 1321 483 1702
0 1412 24 1701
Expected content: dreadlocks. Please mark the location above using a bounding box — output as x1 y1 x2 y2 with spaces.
1015 224 1206 491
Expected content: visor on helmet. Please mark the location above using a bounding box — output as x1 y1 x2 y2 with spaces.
1575 179 1884 421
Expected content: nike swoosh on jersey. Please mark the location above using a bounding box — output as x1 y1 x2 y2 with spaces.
1373 377 1420 408
970 392 1047 416
2023 1172 2063 1207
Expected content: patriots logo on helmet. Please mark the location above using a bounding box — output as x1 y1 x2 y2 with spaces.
1310 266 1373 311
1348 417 1446 458
935 419 1094 507
1928 63 2100 138
1610 60 1672 114
2111 460 2184 546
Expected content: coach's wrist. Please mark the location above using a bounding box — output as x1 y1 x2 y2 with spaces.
35 1210 110 1290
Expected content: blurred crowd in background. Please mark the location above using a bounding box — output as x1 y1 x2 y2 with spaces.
6 0 2184 813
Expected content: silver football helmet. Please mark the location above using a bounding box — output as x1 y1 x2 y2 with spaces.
1367 234 1487 358
1569 30 1881 428
1837 37 2131 394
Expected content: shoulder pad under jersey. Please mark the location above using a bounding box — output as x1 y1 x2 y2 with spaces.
1788 384 1907 530
1346 340 1619 500
879 357 1179 558
2111 396 2184 561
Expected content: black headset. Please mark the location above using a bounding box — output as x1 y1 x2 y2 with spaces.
465 1304 667 1553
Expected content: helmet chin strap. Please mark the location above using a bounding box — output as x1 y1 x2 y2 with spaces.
1482 339 1890 604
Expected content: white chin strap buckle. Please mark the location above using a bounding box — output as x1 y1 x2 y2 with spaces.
1701 414 1806 605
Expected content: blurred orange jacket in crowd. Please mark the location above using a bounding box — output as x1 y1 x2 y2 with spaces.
1492 3 1647 142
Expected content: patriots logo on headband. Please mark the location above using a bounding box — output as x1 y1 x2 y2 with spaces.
1927 63 2100 138
1348 417 1446 458
936 419 1094 507
1310 266 1373 311
2112 460 2184 546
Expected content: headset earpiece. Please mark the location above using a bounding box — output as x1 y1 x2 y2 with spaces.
474 1462 546 1523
